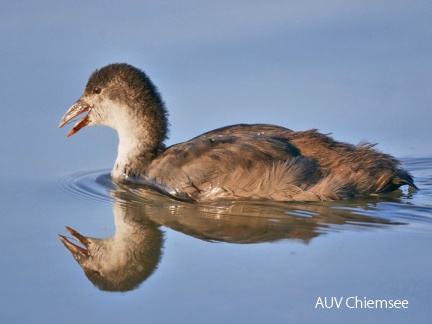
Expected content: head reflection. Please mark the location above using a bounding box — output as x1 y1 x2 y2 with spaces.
59 193 164 292
59 180 405 292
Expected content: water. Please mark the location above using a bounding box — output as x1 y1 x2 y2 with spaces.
4 158 429 323
2 2 432 323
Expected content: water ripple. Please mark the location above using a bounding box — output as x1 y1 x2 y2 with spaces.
59 169 115 204
57 158 432 233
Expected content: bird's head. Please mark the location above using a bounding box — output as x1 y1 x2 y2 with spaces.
59 63 168 142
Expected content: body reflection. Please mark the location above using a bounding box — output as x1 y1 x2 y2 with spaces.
59 178 406 292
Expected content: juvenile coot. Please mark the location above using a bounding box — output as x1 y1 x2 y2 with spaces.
59 63 417 201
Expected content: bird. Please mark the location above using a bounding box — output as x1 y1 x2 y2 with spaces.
59 63 417 202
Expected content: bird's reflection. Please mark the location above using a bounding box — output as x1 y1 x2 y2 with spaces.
59 195 163 292
59 179 408 292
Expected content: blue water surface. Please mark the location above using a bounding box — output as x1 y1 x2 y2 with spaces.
1 2 432 323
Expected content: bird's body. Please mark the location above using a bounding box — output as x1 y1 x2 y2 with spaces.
59 63 417 202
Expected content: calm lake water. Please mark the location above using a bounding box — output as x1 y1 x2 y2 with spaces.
2 156 430 323
2 2 432 323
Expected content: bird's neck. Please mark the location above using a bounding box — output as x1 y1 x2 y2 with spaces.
111 123 164 179
101 96 168 179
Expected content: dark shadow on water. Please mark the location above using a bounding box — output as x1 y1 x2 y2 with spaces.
57 170 419 292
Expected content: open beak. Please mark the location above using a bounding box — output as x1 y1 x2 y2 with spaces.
58 226 91 260
59 99 91 137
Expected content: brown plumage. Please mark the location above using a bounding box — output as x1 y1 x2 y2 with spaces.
59 63 417 202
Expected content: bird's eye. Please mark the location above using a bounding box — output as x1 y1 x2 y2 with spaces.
93 87 101 94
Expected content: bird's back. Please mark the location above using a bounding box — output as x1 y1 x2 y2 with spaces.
142 124 415 201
